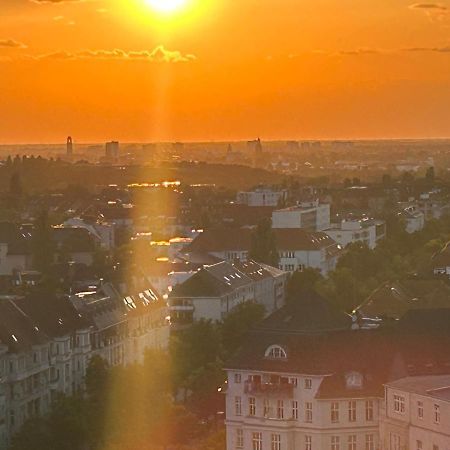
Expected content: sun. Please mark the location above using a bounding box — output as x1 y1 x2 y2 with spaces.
145 0 187 13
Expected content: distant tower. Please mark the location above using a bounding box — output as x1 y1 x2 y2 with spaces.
255 138 263 156
67 136 73 157
105 141 120 160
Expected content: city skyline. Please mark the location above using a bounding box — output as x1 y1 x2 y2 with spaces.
1 0 450 144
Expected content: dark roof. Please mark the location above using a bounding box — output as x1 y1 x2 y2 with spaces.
226 301 450 399
0 293 88 352
259 290 352 333
432 242 450 268
356 279 450 320
185 227 340 254
0 222 32 255
52 227 96 253
171 261 252 298
170 260 282 299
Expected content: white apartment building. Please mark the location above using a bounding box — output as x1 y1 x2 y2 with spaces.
325 219 386 250
183 228 342 275
401 207 425 234
169 260 288 323
380 376 450 450
224 301 450 450
272 201 331 232
237 189 288 208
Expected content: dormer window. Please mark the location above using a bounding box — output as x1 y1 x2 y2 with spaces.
346 371 363 389
265 345 287 359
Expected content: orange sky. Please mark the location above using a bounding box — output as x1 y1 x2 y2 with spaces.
1 0 450 143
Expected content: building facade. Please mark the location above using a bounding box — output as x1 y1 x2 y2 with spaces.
380 376 450 450
272 201 331 232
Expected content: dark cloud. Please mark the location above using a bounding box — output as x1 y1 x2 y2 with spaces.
0 39 27 48
404 45 450 52
409 3 448 10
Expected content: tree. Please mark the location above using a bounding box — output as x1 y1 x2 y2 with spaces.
170 320 222 389
382 173 392 187
249 217 279 267
425 166 435 185
9 172 23 197
286 268 324 306
31 210 55 274
221 301 265 357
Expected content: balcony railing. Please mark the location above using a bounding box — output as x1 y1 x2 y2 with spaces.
244 381 294 397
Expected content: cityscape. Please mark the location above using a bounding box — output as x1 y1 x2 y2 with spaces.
1 1 450 450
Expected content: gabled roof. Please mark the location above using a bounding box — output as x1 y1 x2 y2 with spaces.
170 261 253 298
356 279 450 320
226 323 450 398
0 222 32 255
184 227 340 254
432 242 450 268
0 293 89 352
259 290 352 333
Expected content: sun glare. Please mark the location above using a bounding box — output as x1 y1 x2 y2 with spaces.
145 0 187 13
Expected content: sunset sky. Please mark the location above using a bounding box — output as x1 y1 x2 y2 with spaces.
1 0 450 143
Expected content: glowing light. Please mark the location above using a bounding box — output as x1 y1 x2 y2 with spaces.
145 0 187 13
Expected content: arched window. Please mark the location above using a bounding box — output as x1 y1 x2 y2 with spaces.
265 345 287 359
345 371 363 389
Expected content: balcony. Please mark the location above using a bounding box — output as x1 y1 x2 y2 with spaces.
244 380 294 397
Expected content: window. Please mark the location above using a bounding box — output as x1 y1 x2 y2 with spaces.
265 345 287 359
235 396 242 416
292 400 298 420
331 402 340 423
263 399 270 417
249 397 256 416
304 379 312 389
390 433 401 450
305 436 312 450
252 432 262 450
305 402 313 423
434 404 440 424
348 435 356 450
277 400 284 419
365 400 374 421
236 429 244 449
366 435 374 450
331 436 340 450
416 441 422 450
394 395 405 414
271 434 281 450
290 377 298 387
348 401 356 422
234 373 242 384
417 401 423 419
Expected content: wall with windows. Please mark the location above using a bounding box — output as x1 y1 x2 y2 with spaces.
225 367 380 450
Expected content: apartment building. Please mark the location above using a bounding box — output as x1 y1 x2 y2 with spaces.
183 227 342 275
0 281 169 449
380 375 450 450
272 201 331 232
237 189 288 208
169 260 287 323
224 298 450 450
325 218 386 250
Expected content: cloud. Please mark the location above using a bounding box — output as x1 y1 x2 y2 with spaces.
21 45 196 62
409 3 448 10
409 3 449 20
404 45 450 52
338 48 384 56
0 39 27 49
